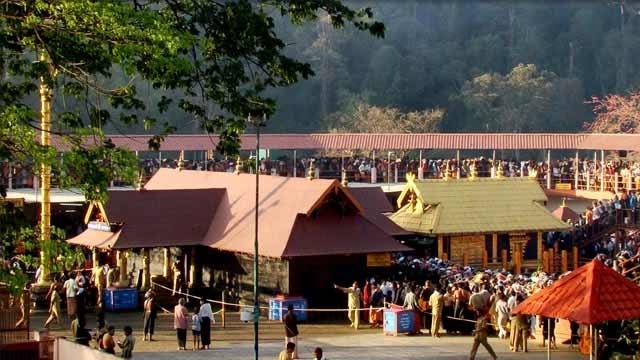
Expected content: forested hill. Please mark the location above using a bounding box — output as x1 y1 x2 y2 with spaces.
265 1 640 134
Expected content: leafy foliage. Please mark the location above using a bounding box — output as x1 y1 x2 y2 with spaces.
331 101 444 133
585 91 640 133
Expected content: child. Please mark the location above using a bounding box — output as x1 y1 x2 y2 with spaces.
191 306 201 351
117 325 135 359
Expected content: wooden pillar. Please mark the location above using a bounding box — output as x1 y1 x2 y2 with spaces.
514 244 522 275
463 253 469 267
542 250 549 273
142 248 151 290
482 250 488 268
437 235 444 259
572 246 579 270
536 232 543 263
189 246 197 288
501 249 508 270
442 253 448 261
492 233 498 263
163 247 171 278
561 250 568 273
548 248 555 273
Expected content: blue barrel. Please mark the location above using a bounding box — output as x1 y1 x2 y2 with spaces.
268 296 307 322
102 288 139 312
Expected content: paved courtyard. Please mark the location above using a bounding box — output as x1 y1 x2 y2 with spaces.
134 333 586 360
33 311 588 360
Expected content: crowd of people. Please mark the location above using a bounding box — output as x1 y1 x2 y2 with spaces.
3 154 640 194
331 245 640 358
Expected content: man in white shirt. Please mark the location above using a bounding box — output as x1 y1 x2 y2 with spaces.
198 298 213 349
63 273 79 319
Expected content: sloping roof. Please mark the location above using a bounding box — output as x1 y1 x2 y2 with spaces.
50 133 640 152
106 188 226 249
67 229 121 249
348 187 410 237
513 260 640 324
283 213 410 257
389 177 571 235
551 205 580 223
144 169 409 258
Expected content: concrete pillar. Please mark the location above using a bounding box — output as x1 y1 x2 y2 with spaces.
546 150 552 189
456 149 461 179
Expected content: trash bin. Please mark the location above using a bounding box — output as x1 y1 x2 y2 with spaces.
240 308 254 323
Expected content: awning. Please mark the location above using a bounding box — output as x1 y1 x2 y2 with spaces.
66 229 121 249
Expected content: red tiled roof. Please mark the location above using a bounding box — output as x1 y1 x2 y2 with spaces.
144 169 408 257
283 213 410 257
50 133 640 152
107 189 226 249
512 260 640 324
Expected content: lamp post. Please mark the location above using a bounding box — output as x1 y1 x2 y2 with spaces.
249 113 266 360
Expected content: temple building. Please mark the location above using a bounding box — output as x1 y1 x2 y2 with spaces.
389 171 571 270
68 168 410 310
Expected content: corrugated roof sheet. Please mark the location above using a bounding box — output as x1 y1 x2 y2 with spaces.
513 260 640 324
49 133 640 152
389 177 571 235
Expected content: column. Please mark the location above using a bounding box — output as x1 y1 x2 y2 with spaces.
189 246 197 288
163 247 171 278
456 149 461 179
492 233 498 263
117 250 128 284
142 248 151 290
92 248 99 267
371 150 377 184
600 150 605 192
574 150 579 190
546 150 552 189
537 232 543 263
437 236 444 259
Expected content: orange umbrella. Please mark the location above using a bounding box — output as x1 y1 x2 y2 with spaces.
512 259 640 324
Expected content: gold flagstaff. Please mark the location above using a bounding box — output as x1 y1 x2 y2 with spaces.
38 50 53 284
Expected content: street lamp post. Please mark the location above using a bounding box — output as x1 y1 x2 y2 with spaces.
249 113 266 360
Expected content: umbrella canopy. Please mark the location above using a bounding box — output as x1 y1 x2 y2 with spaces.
512 259 640 324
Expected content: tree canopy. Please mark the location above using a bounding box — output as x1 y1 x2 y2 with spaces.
0 0 385 199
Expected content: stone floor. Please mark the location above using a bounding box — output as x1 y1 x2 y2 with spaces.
32 311 588 360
